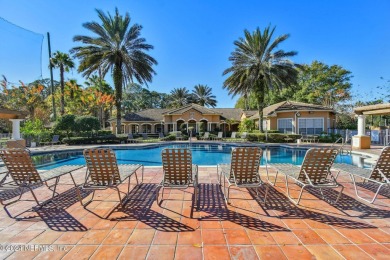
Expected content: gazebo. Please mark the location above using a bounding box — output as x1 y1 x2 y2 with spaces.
353 103 390 149
0 108 27 147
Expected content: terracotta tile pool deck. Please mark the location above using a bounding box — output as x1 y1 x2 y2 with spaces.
0 165 389 259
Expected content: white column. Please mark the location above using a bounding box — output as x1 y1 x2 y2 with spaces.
9 119 24 140
357 115 366 136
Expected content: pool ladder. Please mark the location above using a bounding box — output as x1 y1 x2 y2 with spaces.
331 137 352 155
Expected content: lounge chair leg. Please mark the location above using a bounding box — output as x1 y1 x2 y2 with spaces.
134 169 139 185
334 185 344 204
51 177 60 199
226 185 231 204
349 173 382 204
28 185 42 207
141 166 144 183
114 187 124 208
285 175 305 205
155 186 161 204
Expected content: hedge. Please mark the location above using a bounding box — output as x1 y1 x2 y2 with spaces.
62 135 127 145
247 133 301 143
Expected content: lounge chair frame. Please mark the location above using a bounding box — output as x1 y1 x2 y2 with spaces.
200 132 210 140
157 148 199 208
217 147 268 204
0 148 82 209
41 135 61 146
269 148 343 205
79 148 144 208
333 146 390 204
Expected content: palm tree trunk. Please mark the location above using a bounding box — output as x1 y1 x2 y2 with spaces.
60 66 65 115
256 91 265 132
114 65 123 134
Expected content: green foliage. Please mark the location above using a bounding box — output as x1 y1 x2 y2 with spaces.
294 61 352 106
62 135 122 145
75 116 100 134
246 133 301 143
162 134 176 141
223 25 300 131
72 8 157 134
21 119 49 141
54 115 76 138
238 118 255 132
192 84 217 108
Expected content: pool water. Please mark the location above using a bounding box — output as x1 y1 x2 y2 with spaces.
32 144 367 169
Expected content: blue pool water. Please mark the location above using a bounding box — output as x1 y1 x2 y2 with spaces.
32 144 368 169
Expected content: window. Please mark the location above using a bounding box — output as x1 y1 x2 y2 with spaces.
298 118 323 135
278 118 293 134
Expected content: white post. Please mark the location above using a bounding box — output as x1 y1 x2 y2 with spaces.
357 115 366 136
9 119 24 140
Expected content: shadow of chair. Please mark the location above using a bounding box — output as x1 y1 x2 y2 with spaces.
197 183 289 232
0 148 83 217
250 184 378 229
78 148 143 218
332 146 390 204
111 183 195 232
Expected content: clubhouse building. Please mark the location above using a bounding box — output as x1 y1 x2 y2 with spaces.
109 101 336 135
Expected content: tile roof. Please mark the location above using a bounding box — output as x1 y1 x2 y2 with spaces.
212 108 243 121
250 101 334 119
163 103 220 115
123 109 170 122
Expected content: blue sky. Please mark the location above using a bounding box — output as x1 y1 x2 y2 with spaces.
0 0 389 107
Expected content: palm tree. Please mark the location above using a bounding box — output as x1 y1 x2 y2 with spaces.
72 8 157 134
51 51 74 115
192 84 217 107
169 87 191 108
223 26 300 131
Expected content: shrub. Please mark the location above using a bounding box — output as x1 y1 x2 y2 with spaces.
54 115 76 139
62 135 123 145
75 116 100 137
162 134 176 141
246 133 301 143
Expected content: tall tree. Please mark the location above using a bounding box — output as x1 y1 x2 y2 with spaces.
192 84 217 107
72 8 157 133
293 61 352 106
51 51 74 115
169 87 191 108
223 26 300 131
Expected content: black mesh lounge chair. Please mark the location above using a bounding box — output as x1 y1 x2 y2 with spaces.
41 135 61 146
78 148 143 208
268 148 343 205
127 133 140 143
157 148 199 209
0 148 82 208
159 132 165 139
332 146 390 204
217 147 268 204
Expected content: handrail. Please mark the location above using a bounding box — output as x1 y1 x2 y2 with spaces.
331 137 343 148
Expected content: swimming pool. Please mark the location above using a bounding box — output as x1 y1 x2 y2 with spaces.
32 144 369 169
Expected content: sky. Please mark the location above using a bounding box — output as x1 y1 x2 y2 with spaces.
0 0 389 108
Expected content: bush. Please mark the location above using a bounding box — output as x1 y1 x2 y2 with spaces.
54 115 77 139
62 134 124 145
75 116 100 136
162 134 176 141
246 133 301 143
